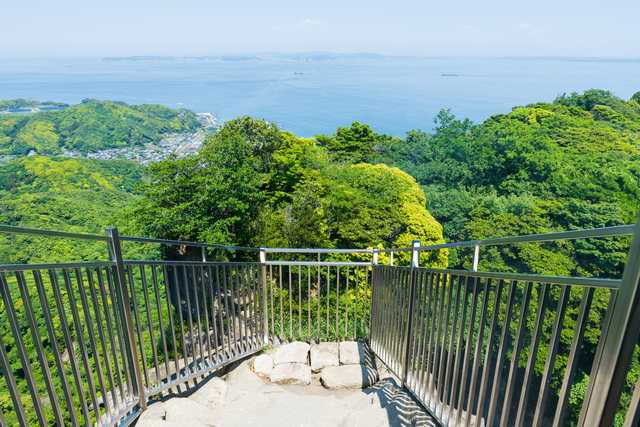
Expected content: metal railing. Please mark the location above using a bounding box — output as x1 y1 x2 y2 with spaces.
1 222 640 426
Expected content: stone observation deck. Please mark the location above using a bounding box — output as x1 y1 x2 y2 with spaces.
1 223 640 426
136 341 439 427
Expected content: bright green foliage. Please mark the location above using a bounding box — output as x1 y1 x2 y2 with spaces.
316 122 387 163
0 99 201 155
126 117 448 265
0 99 68 110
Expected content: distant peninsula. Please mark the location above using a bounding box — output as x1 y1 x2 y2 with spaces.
103 52 388 62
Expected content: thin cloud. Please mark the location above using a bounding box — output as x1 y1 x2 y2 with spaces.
509 22 549 37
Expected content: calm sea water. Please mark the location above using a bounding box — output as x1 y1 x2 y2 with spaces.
1 57 639 138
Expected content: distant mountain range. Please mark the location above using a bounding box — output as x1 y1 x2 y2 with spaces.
103 52 389 62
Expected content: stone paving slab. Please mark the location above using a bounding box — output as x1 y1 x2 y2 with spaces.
274 341 310 365
310 342 339 373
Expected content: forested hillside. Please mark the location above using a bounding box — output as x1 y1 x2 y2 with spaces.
1 89 640 425
0 99 201 155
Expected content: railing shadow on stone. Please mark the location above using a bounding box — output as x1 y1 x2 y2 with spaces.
1 222 640 426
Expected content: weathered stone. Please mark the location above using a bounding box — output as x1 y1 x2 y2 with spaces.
320 365 378 390
254 354 274 376
225 360 266 392
310 342 339 373
163 397 216 425
273 341 310 365
188 377 227 409
270 362 312 385
339 341 366 365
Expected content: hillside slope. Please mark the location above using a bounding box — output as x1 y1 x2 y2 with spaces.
0 99 201 155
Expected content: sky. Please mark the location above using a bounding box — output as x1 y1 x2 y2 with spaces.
1 0 639 58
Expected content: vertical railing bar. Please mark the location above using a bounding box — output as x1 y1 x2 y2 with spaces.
3 272 52 426
475 279 506 424
86 267 119 421
152 265 171 388
398 268 410 374
447 276 471 427
239 265 249 351
229 265 240 356
250 264 259 349
417 272 435 399
532 285 571 427
98 267 125 412
392 269 406 373
0 320 29 427
224 265 238 356
345 265 350 339
214 265 229 361
233 265 243 353
199 266 212 366
64 268 103 426
74 267 110 425
308 265 312 342
191 266 205 370
514 283 550 427
378 267 389 360
297 265 301 338
422 272 439 400
21 271 66 426
464 278 492 427
401 241 420 388
354 266 359 340
364 264 369 339
280 265 284 341
185 266 201 371
107 227 146 410
553 287 595 427
335 265 340 341
206 266 220 364
173 266 189 374
326 266 330 339
454 277 480 427
430 272 447 407
435 274 456 415
288 265 293 340
106 267 133 402
386 268 399 371
442 274 465 420
245 265 254 350
317 264 321 342
410 271 427 391
226 265 236 356
269 264 275 344
163 265 180 383
127 265 150 390
33 269 79 425
486 280 517 427
139 265 161 389
498 281 533 427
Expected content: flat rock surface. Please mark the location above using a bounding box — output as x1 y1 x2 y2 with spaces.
274 341 310 365
133 349 440 427
320 364 379 390
188 377 227 409
270 362 312 386
340 341 366 365
254 354 274 376
310 342 339 373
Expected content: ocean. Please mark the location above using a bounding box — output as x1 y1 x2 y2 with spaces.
1 56 639 138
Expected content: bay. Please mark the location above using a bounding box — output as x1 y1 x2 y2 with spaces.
1 56 639 138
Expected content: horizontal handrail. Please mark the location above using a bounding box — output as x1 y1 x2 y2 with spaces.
0 261 116 272
123 260 262 266
420 267 623 289
416 225 636 251
0 224 112 242
264 248 373 254
119 235 261 251
265 261 372 267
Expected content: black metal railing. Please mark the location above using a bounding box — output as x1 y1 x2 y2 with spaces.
1 222 640 426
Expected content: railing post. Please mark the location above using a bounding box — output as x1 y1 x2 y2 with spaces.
401 240 420 388
579 213 640 427
472 244 480 272
260 246 269 344
105 227 147 411
369 247 379 339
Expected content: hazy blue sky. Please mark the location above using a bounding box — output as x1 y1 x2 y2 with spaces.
2 0 638 58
